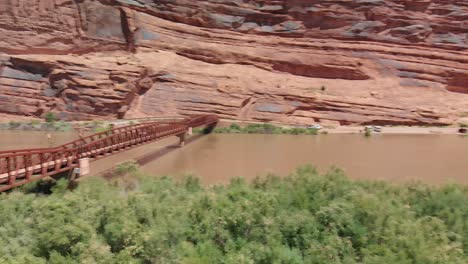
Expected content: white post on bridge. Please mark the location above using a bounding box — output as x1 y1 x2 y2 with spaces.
78 158 90 177
69 157 90 185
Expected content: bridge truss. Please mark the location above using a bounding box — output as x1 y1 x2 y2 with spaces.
0 115 218 192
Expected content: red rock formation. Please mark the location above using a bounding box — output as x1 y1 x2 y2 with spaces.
0 0 467 125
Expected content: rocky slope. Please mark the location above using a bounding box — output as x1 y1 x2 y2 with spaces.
0 0 467 125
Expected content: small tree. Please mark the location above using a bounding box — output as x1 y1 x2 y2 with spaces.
44 112 58 123
364 127 372 137
229 123 241 130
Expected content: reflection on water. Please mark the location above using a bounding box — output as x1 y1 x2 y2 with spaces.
0 131 466 185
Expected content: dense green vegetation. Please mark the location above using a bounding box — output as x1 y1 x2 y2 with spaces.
195 123 321 135
0 164 466 263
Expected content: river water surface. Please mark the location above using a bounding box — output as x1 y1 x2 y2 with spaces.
141 134 468 185
0 131 81 150
1 131 467 185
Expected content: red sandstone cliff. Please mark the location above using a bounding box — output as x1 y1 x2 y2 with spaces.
0 0 467 125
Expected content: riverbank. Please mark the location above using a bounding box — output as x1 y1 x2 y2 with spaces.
214 121 467 135
0 115 466 135
324 125 463 135
0 119 113 132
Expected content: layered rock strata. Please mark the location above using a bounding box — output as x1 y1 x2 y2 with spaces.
0 0 467 125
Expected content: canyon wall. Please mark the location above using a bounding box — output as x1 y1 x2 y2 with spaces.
0 0 467 125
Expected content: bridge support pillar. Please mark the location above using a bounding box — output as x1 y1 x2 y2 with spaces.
188 127 193 136
177 132 186 148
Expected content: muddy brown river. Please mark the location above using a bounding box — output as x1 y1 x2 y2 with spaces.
0 131 467 185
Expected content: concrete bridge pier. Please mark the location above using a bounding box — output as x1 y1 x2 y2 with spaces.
188 127 193 135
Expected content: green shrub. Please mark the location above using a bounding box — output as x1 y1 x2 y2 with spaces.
29 120 41 126
289 127 306 135
0 166 466 263
364 127 372 137
52 121 71 131
213 127 231 134
44 112 58 123
8 120 20 128
229 123 241 130
306 128 319 135
243 123 282 134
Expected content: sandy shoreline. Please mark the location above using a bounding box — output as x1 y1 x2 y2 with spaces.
324 126 463 135
222 120 466 135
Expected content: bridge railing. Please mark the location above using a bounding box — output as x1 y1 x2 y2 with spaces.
75 122 187 159
60 121 162 150
0 147 78 188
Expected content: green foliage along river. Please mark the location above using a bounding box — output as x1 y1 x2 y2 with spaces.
0 165 467 264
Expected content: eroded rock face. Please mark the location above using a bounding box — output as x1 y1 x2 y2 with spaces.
0 0 467 125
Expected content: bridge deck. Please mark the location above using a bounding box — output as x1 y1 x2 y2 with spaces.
0 115 218 192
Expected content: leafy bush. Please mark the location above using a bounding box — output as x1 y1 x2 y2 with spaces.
29 120 41 126
8 120 20 128
52 121 72 132
229 123 241 130
364 127 372 137
0 166 466 263
44 112 58 123
289 127 306 135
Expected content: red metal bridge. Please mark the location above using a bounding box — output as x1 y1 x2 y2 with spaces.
0 115 218 192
